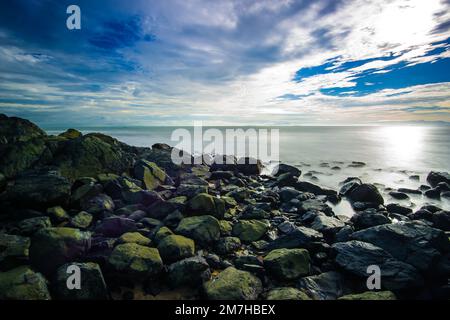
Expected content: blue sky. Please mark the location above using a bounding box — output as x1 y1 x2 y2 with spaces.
0 0 449 126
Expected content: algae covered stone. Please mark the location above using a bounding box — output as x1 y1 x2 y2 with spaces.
157 234 195 263
0 266 50 300
203 267 262 300
264 248 311 280
338 291 396 300
70 211 93 229
117 232 151 246
167 256 210 288
29 227 91 274
175 215 220 244
133 159 168 190
108 243 163 278
232 219 269 243
187 193 226 219
266 287 311 300
0 233 30 268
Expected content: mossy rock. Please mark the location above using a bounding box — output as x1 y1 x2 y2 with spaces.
0 266 50 300
266 287 311 300
29 227 91 274
264 248 311 281
15 217 52 236
167 256 210 288
0 114 46 143
219 220 233 236
80 194 115 214
203 267 262 300
157 234 195 263
187 193 226 219
175 215 220 244
154 226 174 244
53 262 108 300
0 233 30 269
70 211 93 229
0 172 6 192
133 159 168 190
108 243 163 278
232 219 270 243
117 232 151 246
58 129 82 139
338 291 396 300
215 236 241 255
47 206 70 224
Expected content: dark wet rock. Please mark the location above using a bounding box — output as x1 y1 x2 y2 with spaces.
409 209 433 222
108 243 163 278
274 172 298 187
203 267 262 300
264 248 311 280
278 187 301 203
81 194 115 214
153 226 174 244
332 240 423 290
310 214 345 234
424 188 440 199
133 159 171 190
436 182 450 192
186 193 226 219
209 171 234 180
0 266 50 300
175 215 221 244
351 222 449 272
421 204 442 213
30 227 91 274
0 233 30 269
297 271 352 300
215 237 241 255
265 226 323 251
273 164 301 177
427 171 450 188
167 256 210 288
297 198 333 216
409 175 420 181
0 172 6 192
15 217 52 236
397 188 422 195
432 211 450 231
348 161 365 168
236 157 263 175
266 287 310 300
53 262 108 300
295 181 337 198
59 128 82 139
157 234 195 263
5 171 71 208
335 226 354 243
152 143 171 151
386 203 413 215
232 219 270 243
241 206 270 219
389 191 409 200
347 184 384 205
176 184 208 198
0 114 46 144
95 217 137 237
441 191 450 198
277 221 297 234
350 209 390 230
338 291 396 300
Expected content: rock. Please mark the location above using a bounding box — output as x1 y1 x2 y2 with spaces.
388 191 409 200
0 172 6 191
95 217 137 237
310 214 345 234
424 188 440 199
277 221 296 234
432 211 450 231
108 243 163 278
441 191 450 199
264 248 310 280
46 206 70 224
187 193 226 219
203 267 262 300
153 226 174 244
175 215 221 244
273 164 301 177
427 171 450 188
275 172 298 187
266 226 323 250
350 209 390 230
0 266 50 300
298 271 351 300
0 114 46 144
81 194 115 214
348 161 365 168
347 184 384 205
69 211 93 229
0 233 30 269
278 187 301 203
266 287 310 300
232 219 270 243
338 291 396 300
421 204 442 213
117 232 151 246
58 128 82 139
219 220 233 236
215 237 241 255
409 209 433 221
157 235 195 263
397 188 422 195
297 198 333 215
209 171 234 180
339 178 361 196
332 240 423 290
351 221 449 271
295 181 337 198
176 184 208 198
386 203 412 215
53 262 108 300
335 225 354 242
30 227 91 274
167 256 210 288
133 159 169 190
15 217 52 236
236 157 262 175
5 171 71 208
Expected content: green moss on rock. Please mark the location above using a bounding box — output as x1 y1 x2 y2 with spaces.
232 219 269 243
175 215 220 244
264 248 311 281
338 291 397 300
157 234 195 263
117 232 151 246
187 193 226 219
266 287 311 300
0 266 50 300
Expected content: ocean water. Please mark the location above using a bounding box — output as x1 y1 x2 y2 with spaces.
46 125 450 214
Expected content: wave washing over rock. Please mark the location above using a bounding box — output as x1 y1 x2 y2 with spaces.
0 114 449 300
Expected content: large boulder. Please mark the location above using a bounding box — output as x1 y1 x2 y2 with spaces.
94 217 137 237
0 114 46 144
332 240 423 290
175 215 221 244
351 221 449 271
264 248 310 280
298 271 351 300
0 233 30 269
53 262 108 300
350 209 391 230
108 243 163 278
157 235 195 263
133 159 170 190
273 164 301 177
232 219 270 243
427 171 450 188
203 267 262 300
0 266 51 300
265 226 323 251
5 171 71 208
347 184 384 205
186 193 226 219
167 256 210 288
29 227 91 274
266 287 310 300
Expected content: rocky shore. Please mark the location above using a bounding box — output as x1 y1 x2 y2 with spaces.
0 114 449 300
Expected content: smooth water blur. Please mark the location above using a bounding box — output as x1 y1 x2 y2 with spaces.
46 125 450 214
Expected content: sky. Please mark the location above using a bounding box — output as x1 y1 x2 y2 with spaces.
0 0 449 126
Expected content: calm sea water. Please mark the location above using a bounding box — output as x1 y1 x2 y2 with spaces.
46 126 450 214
